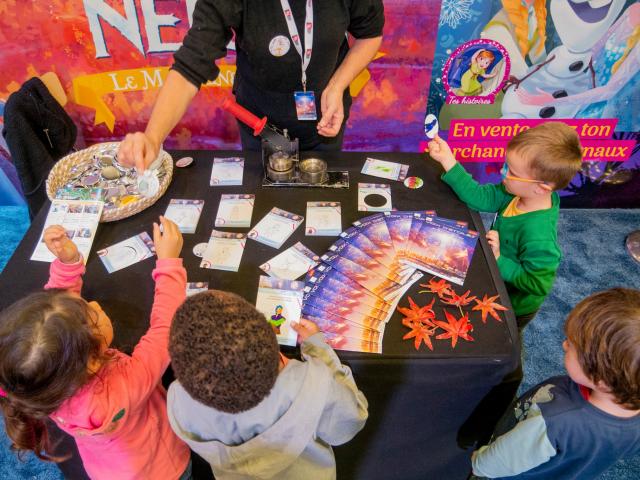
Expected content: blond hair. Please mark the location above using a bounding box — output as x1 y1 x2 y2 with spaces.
507 122 583 190
502 0 547 57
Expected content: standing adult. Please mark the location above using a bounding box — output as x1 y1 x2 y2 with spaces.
118 0 384 170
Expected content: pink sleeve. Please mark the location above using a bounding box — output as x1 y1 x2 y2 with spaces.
109 258 186 408
44 258 85 294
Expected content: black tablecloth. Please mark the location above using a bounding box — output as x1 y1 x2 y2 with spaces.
0 150 519 479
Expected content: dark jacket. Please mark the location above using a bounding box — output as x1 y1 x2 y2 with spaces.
2 77 77 218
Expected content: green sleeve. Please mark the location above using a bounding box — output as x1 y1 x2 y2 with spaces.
497 239 560 297
441 163 512 213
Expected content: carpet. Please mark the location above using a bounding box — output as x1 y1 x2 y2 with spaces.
0 208 638 479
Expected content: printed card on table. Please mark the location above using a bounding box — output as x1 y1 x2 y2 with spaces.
97 232 155 273
215 194 255 228
320 253 398 297
248 207 304 249
186 281 209 297
32 200 104 263
357 183 392 212
361 157 409 182
384 211 436 255
200 230 246 272
260 242 319 280
163 199 204 234
210 157 244 186
305 202 342 236
255 276 304 347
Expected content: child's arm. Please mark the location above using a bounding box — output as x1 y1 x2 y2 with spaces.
294 320 369 445
472 405 556 477
108 217 185 408
42 225 84 294
427 135 510 213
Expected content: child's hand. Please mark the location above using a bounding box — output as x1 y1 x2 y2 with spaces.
486 230 500 260
153 216 183 259
43 225 80 264
291 318 320 343
426 135 457 172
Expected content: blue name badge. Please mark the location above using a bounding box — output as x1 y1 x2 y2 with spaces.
294 91 318 121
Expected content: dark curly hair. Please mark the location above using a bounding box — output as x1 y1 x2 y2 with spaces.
0 290 110 461
169 290 280 413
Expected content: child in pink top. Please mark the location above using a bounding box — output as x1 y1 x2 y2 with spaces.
0 217 191 480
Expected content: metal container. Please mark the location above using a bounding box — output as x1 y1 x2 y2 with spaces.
299 158 327 184
268 151 293 172
267 164 295 182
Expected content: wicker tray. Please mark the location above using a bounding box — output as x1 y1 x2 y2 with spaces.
46 142 173 222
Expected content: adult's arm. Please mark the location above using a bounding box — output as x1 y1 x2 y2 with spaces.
118 0 241 171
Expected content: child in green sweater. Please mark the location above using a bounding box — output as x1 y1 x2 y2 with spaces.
427 122 582 330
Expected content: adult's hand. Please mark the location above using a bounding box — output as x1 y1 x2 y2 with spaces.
117 132 160 173
318 86 345 137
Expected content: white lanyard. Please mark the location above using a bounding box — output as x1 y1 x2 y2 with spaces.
279 0 314 91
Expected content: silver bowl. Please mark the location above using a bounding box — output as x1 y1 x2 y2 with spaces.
299 158 327 184
267 164 294 182
269 151 293 172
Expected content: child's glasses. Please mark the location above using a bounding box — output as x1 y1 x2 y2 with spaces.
500 163 550 188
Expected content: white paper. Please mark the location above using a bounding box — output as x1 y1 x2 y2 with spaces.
260 242 319 280
361 158 409 181
305 201 342 236
200 230 246 272
164 199 204 234
31 200 104 263
97 232 155 273
215 194 255 228
210 157 244 186
248 207 304 249
255 276 304 347
358 183 392 212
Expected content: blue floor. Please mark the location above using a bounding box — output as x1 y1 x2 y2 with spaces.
0 207 639 479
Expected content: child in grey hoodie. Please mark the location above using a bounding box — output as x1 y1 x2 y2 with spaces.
166 290 369 480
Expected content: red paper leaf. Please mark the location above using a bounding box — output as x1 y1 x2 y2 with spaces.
403 322 436 351
434 311 474 348
472 294 508 323
442 289 477 308
418 277 453 298
397 296 436 326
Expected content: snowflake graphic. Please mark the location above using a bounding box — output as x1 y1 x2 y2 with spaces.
439 0 474 29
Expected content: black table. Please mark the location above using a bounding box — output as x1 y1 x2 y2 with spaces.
0 151 519 479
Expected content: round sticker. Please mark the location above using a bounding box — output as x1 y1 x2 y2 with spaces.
193 242 208 258
363 193 389 208
269 35 291 57
176 156 194 168
404 176 424 189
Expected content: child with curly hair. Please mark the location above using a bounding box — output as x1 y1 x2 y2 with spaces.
167 291 369 479
0 217 191 479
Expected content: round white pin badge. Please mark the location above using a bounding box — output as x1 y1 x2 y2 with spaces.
193 243 208 258
269 35 291 57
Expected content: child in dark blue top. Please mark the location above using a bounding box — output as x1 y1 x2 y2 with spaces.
472 288 640 479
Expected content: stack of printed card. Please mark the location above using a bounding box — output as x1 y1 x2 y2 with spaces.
302 211 479 354
255 276 304 347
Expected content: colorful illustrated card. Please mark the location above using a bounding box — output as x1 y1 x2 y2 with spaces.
55 187 104 201
255 276 304 347
305 201 342 236
361 157 409 182
328 238 406 285
164 199 204 234
32 200 104 263
353 214 397 264
322 330 382 354
186 281 209 297
302 295 388 329
215 194 255 228
260 242 319 280
248 207 304 249
306 265 390 313
358 183 392 212
384 210 436 254
320 253 398 296
210 157 244 186
339 226 394 268
403 221 479 285
303 312 383 348
97 232 155 273
200 230 246 272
